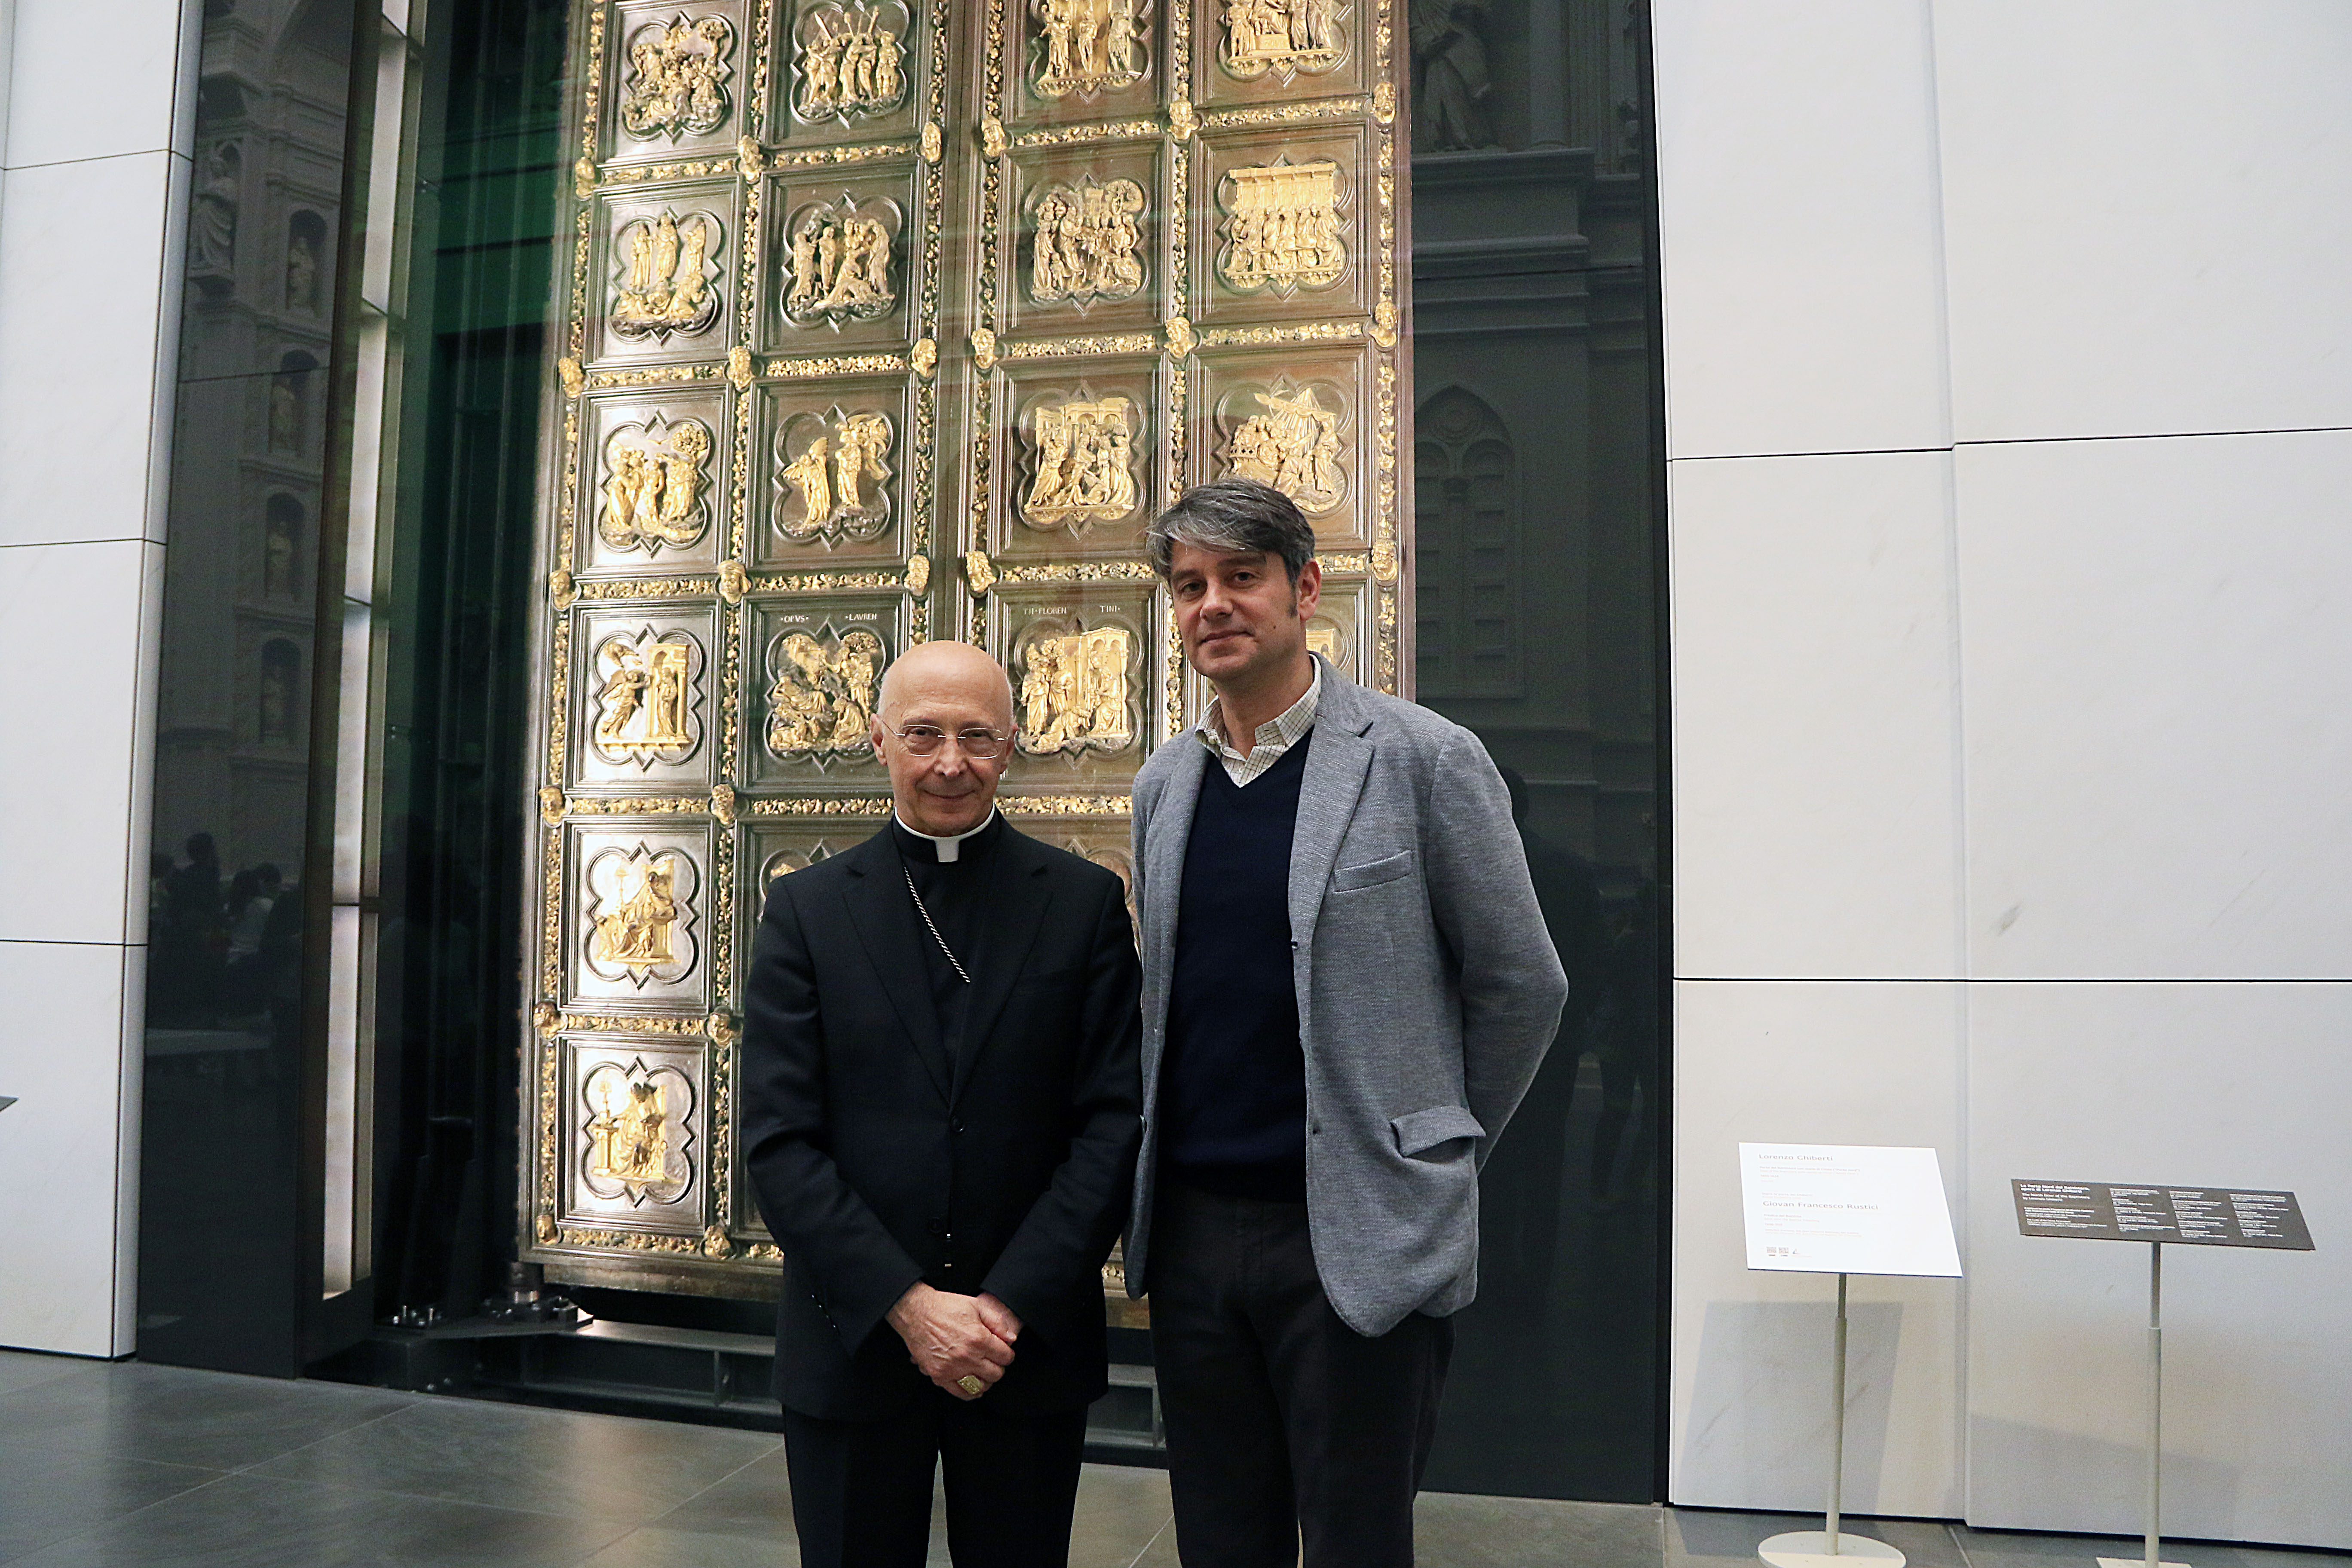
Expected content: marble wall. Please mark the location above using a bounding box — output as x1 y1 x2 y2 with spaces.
1656 0 2352 1547
0 0 202 1357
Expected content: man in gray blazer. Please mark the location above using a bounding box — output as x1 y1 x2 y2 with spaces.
1124 477 1568 1567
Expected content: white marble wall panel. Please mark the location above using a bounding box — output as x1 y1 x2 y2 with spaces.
1670 451 1963 980
1957 429 2352 980
1964 981 2352 1549
0 941 141 1357
0 152 183 547
0 0 197 1360
1670 979 1965 1518
3 0 192 167
1652 0 1951 459
0 541 157 946
1934 1 2352 444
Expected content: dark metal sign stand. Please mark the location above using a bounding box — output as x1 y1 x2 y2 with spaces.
2011 1180 2314 1568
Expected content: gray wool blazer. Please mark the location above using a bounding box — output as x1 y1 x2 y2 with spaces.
1124 658 1569 1337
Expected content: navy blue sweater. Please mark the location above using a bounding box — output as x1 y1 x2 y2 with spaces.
1159 734 1312 1202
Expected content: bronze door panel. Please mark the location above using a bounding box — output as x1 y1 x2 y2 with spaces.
525 0 1409 1296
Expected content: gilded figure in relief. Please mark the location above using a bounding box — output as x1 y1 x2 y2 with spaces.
1023 396 1139 529
612 211 722 338
1217 161 1347 292
588 1075 668 1185
589 851 684 979
1017 625 1134 754
766 627 887 760
1222 0 1344 79
795 4 907 122
1033 0 1145 97
592 632 698 765
776 408 893 543
1223 383 1345 512
782 199 896 324
598 416 714 554
582 1060 692 1202
1029 177 1145 305
620 14 736 140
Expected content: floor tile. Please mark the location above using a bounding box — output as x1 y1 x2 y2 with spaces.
1419 1493 1664 1568
0 1352 98 1399
1069 1464 1174 1567
0 1446 224 1564
649 1447 795 1540
0 1472 631 1568
1952 1526 2346 1568
1128 1516 1180 1567
576 1523 802 1567
0 1363 413 1470
246 1394 782 1523
1672 1509 1967 1568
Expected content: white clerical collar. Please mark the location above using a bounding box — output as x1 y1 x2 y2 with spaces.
894 808 999 863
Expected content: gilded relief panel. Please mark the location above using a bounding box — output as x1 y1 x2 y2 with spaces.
769 0 923 146
1194 343 1372 549
1194 0 1366 104
1190 125 1372 325
524 0 1407 1292
579 389 731 576
1012 0 1160 124
735 819 868 998
562 1036 707 1231
760 168 920 353
591 183 741 365
986 584 1160 794
604 1 752 164
743 594 909 789
569 605 719 792
991 358 1162 563
566 823 714 1013
1002 144 1163 336
752 375 916 567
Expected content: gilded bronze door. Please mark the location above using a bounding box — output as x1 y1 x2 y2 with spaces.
524 0 1412 1297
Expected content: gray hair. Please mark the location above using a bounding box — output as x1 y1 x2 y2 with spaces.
1145 477 1316 581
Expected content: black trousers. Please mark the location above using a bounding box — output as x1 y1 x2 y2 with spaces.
782 1388 1087 1568
1148 1180 1454 1568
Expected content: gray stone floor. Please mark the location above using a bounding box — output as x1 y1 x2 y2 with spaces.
1 1349 2344 1568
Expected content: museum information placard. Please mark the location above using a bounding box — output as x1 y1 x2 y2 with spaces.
2011 1181 2312 1249
1740 1144 1963 1277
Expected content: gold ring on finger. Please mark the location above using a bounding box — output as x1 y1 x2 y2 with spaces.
957 1374 985 1397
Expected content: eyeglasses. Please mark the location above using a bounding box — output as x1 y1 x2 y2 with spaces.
885 723 1012 760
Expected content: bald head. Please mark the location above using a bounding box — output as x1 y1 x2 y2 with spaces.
878 640 1015 731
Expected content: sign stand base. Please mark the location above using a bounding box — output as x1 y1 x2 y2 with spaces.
1760 1532 1905 1568
1756 1275 1907 1568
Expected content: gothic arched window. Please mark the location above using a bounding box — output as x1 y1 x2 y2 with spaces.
1414 386 1519 699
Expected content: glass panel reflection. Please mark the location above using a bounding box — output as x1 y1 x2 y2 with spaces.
1410 0 1664 1503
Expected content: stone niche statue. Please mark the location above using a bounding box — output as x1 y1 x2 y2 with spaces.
285 214 326 314
1409 0 1494 152
190 141 241 282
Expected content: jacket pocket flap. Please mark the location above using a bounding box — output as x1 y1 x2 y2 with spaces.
1332 849 1414 891
1391 1104 1486 1156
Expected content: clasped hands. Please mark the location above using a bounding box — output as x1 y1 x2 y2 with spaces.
887 1282 1022 1400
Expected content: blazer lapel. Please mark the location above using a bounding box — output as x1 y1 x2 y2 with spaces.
1141 741 1208 999
1288 670 1376 947
949 829 1054 1106
837 832 953 1105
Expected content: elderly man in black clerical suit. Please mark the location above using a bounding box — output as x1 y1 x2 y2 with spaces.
742 639 1143 1568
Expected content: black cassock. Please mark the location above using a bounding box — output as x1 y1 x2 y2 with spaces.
742 812 1142 1568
